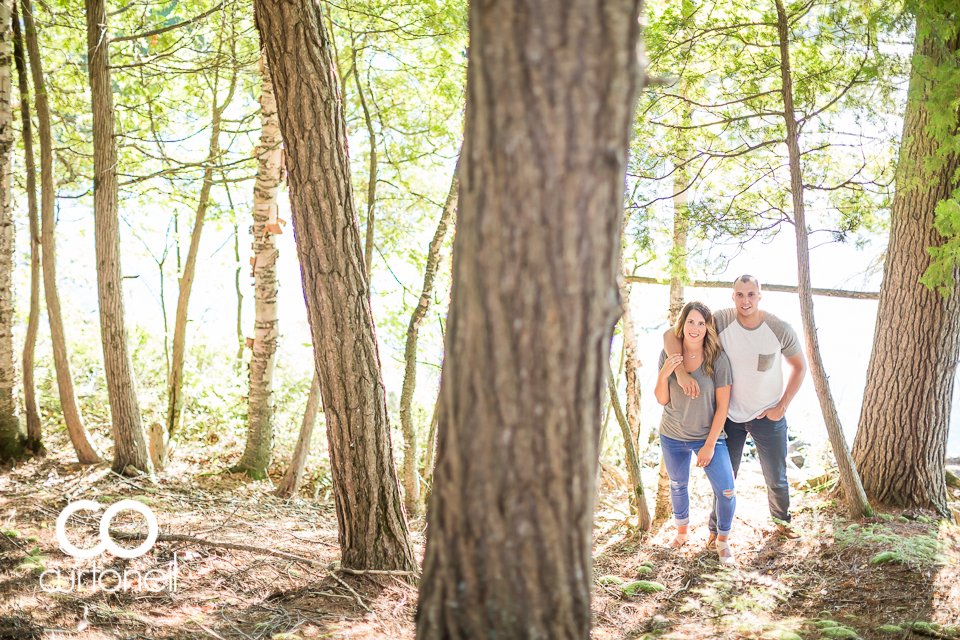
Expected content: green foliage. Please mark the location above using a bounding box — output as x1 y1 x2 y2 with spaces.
833 518 949 567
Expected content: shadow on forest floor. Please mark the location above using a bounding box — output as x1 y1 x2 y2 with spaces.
1 440 959 640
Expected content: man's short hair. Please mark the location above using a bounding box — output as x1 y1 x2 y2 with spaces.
733 274 761 291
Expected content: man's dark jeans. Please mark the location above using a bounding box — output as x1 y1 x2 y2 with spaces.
709 415 790 533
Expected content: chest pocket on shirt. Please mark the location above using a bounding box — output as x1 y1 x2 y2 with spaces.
758 353 776 372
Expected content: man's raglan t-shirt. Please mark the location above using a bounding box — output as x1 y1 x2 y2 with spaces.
658 350 733 441
714 308 802 423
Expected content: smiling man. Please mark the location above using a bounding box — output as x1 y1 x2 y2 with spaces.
664 275 807 542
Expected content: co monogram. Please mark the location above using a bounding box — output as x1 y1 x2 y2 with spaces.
56 499 159 559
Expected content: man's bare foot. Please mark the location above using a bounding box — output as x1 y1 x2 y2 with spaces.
776 522 801 539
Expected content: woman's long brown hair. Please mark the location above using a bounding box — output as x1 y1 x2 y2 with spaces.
673 301 723 377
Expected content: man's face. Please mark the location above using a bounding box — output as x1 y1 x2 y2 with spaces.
732 281 761 319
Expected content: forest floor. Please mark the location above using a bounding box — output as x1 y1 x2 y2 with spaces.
1 439 959 640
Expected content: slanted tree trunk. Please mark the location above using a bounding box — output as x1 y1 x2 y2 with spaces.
607 369 652 532
166 51 238 459
86 0 153 475
775 0 871 518
0 0 25 463
618 264 642 515
232 54 280 480
276 371 322 498
852 18 960 516
351 42 377 282
416 0 644 635
12 3 42 455
419 387 441 512
23 0 100 464
399 164 458 517
255 0 416 571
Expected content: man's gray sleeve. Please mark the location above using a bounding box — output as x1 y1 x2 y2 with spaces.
767 314 802 357
714 308 736 333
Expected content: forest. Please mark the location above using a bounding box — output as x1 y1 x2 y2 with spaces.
0 0 960 638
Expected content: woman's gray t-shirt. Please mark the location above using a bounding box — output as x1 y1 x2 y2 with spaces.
658 350 733 442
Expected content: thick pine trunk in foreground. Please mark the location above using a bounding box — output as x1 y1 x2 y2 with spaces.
852 22 960 516
23 0 100 464
86 0 153 475
232 55 279 480
416 0 644 636
775 0 870 518
255 0 415 571
12 4 42 454
0 0 25 462
399 164 458 517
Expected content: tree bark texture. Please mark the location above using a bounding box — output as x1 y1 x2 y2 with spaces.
851 19 960 516
0 0 25 462
775 0 871 518
419 386 441 513
86 0 153 475
234 55 281 480
618 268 642 515
399 164 458 517
276 370 322 498
607 370 652 532
12 3 41 453
166 54 237 450
23 0 100 464
254 0 416 572
415 0 644 637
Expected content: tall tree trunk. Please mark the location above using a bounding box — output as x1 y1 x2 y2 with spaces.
254 0 416 572
276 371 322 498
399 164 458 517
166 52 238 452
232 54 280 480
86 0 153 475
774 0 871 518
12 3 42 454
416 0 644 636
618 269 642 515
351 42 377 282
23 0 100 464
0 0 25 462
607 369 652 532
419 386 441 512
852 18 960 516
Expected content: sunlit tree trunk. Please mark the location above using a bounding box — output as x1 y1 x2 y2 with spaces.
852 18 960 516
276 371 321 498
12 2 41 454
255 0 415 571
607 368 652 532
233 54 281 480
775 0 871 518
416 0 644 635
166 48 238 461
0 0 25 462
23 0 100 463
399 164 458 517
351 42 377 282
86 0 153 474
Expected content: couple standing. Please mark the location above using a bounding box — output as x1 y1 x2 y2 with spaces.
655 275 807 565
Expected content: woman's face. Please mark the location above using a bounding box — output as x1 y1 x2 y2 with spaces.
683 309 707 346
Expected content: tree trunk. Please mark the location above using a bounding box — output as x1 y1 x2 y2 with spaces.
351 42 377 282
232 54 280 480
23 0 100 464
851 18 960 516
86 0 153 475
607 370 652 532
254 0 416 572
775 0 871 518
12 3 42 455
618 271 642 515
0 0 25 463
399 164 458 517
166 52 238 454
419 386 441 512
276 371 322 498
416 0 644 636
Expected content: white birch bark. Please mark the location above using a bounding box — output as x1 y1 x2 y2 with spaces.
233 54 281 479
